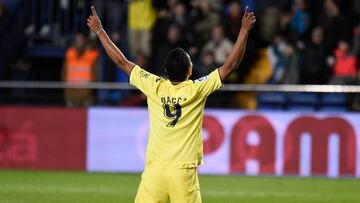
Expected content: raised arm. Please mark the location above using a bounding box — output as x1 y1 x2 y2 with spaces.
87 6 134 76
219 7 256 81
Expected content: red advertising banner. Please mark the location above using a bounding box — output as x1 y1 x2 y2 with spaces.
0 107 87 170
1 106 359 178
87 108 360 178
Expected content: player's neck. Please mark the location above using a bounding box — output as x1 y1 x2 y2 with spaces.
170 81 182 85
170 80 186 85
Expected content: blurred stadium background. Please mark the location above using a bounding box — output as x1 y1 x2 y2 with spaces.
1 0 360 202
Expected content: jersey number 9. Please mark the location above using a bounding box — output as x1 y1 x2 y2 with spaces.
163 104 182 127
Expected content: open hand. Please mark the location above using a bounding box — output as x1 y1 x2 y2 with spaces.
87 6 103 35
241 7 256 31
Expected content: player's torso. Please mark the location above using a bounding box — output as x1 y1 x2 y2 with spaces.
145 79 206 168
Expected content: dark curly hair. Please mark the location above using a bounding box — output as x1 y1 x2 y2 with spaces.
164 48 191 82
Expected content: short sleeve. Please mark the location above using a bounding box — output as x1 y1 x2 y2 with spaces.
130 65 161 96
194 69 223 97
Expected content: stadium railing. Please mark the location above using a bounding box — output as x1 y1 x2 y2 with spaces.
0 81 359 93
0 81 359 111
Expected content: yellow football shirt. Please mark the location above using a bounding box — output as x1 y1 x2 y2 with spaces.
130 65 223 169
128 0 157 30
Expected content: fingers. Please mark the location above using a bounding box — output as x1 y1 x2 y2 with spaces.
243 6 255 21
87 17 93 28
87 15 96 23
250 17 256 24
248 11 255 18
247 11 256 22
91 6 98 17
244 6 249 16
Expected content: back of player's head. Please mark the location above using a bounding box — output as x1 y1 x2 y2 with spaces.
164 48 191 82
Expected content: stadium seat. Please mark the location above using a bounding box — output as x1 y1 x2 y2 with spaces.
320 93 346 105
257 93 287 111
287 93 318 105
287 105 315 112
318 93 347 112
319 106 347 112
257 104 284 111
258 93 287 104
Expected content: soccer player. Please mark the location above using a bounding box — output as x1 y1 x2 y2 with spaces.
87 6 255 203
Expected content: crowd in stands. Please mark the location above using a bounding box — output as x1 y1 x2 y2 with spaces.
142 0 360 86
0 0 360 108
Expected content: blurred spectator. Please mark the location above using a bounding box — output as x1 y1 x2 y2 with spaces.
236 48 273 109
205 0 223 12
191 0 220 48
301 27 328 84
63 33 99 107
150 9 172 71
278 10 293 38
193 50 218 79
268 36 286 84
290 0 311 39
167 0 178 11
223 1 242 42
172 3 193 44
151 1 193 74
152 24 186 76
245 48 273 85
329 40 358 85
282 41 299 84
252 0 290 11
352 0 360 24
259 6 281 44
94 0 126 32
354 25 360 59
152 0 189 11
202 25 233 64
2 0 360 108
128 0 157 58
318 0 351 55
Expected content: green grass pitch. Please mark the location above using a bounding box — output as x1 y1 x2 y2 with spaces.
0 170 359 203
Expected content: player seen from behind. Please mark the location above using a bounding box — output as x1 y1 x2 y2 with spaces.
87 6 255 203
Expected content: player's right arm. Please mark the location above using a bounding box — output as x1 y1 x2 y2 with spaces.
219 7 256 81
87 6 134 76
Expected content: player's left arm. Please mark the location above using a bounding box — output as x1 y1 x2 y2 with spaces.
87 6 134 76
219 7 256 81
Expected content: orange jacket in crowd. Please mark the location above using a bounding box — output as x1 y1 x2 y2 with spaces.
65 47 99 84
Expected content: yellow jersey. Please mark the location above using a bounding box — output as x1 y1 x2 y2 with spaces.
130 65 223 169
128 0 157 30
